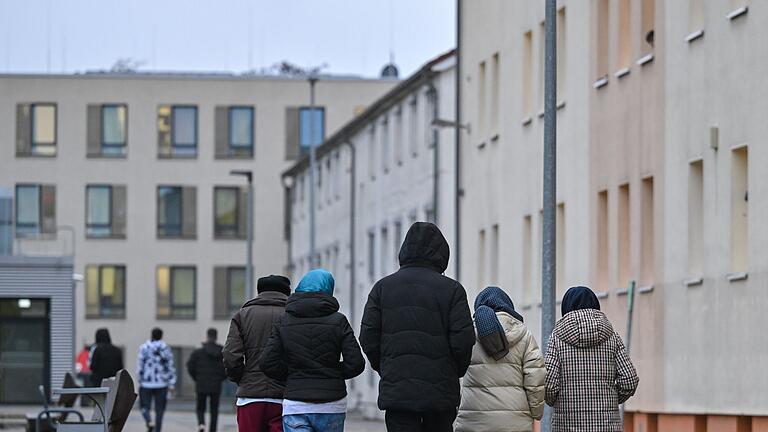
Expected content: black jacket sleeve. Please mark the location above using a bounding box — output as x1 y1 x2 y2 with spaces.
259 319 288 381
359 284 383 372
448 282 475 377
339 315 366 379
186 350 197 380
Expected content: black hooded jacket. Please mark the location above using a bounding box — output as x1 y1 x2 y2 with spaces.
89 329 124 387
360 222 475 411
187 342 227 394
260 292 365 403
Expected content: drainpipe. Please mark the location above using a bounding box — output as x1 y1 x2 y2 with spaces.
341 141 357 326
427 82 440 228
455 0 462 281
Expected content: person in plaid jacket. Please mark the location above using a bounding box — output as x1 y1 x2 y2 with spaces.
544 286 639 431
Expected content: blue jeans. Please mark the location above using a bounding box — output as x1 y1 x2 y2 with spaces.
283 413 346 432
139 387 168 431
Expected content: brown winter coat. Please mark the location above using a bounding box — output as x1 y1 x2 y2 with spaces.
222 291 287 399
545 309 639 432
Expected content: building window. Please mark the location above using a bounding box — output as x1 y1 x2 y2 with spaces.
523 215 533 304
214 266 246 319
393 220 402 264
523 31 534 117
597 190 609 291
380 226 389 275
368 126 377 180
394 107 403 165
157 186 196 239
87 104 128 157
381 117 390 174
556 8 567 99
490 53 500 134
478 229 486 288
86 185 127 238
15 184 55 236
688 161 704 277
16 103 56 157
596 0 610 81
214 106 254 158
85 265 126 318
731 147 748 273
538 21 546 111
214 186 246 239
640 178 654 285
490 224 499 285
368 230 375 281
556 203 566 297
0 194 11 255
618 0 632 69
300 107 325 152
157 105 198 158
641 0 656 57
478 60 486 139
409 98 419 156
618 183 630 287
157 266 196 319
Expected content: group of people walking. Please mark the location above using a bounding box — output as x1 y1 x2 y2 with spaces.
223 221 640 432
84 222 638 431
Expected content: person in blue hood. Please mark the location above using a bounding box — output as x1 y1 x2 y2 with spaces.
261 269 365 432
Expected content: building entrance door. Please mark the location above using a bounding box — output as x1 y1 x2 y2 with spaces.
0 298 49 404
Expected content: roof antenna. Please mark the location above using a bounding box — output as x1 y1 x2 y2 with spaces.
380 0 399 78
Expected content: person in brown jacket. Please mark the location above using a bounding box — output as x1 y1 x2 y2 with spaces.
545 286 639 432
223 275 291 432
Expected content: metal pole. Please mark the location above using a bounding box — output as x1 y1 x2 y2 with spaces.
246 176 254 299
308 76 318 268
620 279 636 422
454 0 462 281
541 0 557 431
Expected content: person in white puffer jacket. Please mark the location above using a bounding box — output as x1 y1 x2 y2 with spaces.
455 286 546 432
137 328 176 432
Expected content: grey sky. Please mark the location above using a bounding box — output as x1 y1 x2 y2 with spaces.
1 0 455 78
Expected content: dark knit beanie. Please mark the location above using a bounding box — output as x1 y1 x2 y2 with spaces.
257 275 291 296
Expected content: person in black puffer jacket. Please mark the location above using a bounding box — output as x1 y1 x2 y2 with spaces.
89 328 124 387
360 222 475 432
261 269 364 432
187 328 227 432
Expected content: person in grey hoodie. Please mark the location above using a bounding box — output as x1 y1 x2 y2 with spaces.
137 328 176 432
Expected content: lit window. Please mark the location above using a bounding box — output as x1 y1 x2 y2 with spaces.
86 265 126 318
157 266 196 319
31 104 57 156
214 186 245 239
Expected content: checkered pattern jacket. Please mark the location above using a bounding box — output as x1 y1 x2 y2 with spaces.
545 309 638 432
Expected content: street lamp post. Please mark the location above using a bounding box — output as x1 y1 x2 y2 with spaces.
308 75 318 268
230 170 254 299
541 0 557 431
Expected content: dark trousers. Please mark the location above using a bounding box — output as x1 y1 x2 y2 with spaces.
385 410 457 432
196 392 221 431
236 402 283 432
139 387 168 432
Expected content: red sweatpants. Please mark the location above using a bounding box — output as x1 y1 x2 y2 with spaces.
236 402 283 432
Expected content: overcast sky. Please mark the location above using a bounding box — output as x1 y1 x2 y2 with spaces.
0 0 455 78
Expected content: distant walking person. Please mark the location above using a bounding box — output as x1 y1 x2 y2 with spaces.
261 269 365 432
137 328 176 432
89 328 124 387
187 328 227 432
545 286 639 432
223 275 291 432
455 286 545 431
360 222 475 432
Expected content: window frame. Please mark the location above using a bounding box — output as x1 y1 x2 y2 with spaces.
86 185 113 238
30 103 57 157
15 184 41 236
214 186 241 239
171 105 198 155
85 264 126 319
157 265 197 319
157 186 183 238
298 106 326 153
100 104 128 155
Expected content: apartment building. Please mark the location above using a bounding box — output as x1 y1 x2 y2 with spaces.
283 50 456 417
0 72 395 397
460 0 768 429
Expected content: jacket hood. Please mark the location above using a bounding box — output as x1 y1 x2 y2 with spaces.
285 292 339 318
201 342 222 358
143 339 169 350
296 269 335 295
554 309 614 348
242 290 288 308
95 328 112 345
498 313 527 348
398 222 450 272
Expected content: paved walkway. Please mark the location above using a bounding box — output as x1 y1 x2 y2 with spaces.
125 409 386 432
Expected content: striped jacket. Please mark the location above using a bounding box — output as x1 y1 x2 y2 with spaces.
545 309 638 432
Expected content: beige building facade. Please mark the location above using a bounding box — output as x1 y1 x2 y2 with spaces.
460 0 768 428
0 73 395 397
